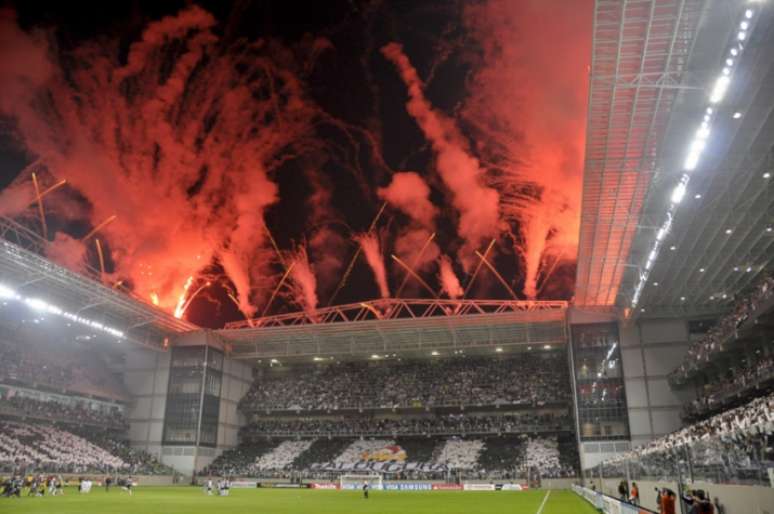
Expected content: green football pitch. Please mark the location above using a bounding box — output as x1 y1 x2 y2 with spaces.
0 486 597 514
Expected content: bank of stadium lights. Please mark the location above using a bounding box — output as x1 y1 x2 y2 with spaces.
0 283 125 339
495 347 503 353
430 350 440 356
631 5 759 310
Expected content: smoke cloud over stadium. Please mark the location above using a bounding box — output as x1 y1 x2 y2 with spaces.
0 1 590 326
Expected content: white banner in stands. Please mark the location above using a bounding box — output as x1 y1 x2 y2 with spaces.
463 483 495 491
501 484 524 491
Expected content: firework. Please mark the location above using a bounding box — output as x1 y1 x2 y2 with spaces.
390 254 437 298
475 249 519 301
395 231 436 298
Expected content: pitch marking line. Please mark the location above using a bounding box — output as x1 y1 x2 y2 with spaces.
536 490 551 514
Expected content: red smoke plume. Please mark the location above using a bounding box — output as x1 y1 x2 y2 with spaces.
0 2 590 320
289 247 319 315
0 6 330 316
47 233 87 272
378 172 442 293
377 172 437 228
438 255 464 299
355 232 390 299
381 43 502 269
462 0 591 298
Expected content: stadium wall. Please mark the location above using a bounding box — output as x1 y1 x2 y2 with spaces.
123 346 170 461
619 319 694 448
128 330 251 475
568 309 694 470
216 356 251 453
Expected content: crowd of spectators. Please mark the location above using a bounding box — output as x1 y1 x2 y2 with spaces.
0 338 128 401
254 440 314 471
671 274 774 384
0 420 125 473
240 353 571 413
204 433 579 480
593 392 774 485
684 354 774 421
240 412 571 439
71 429 175 475
0 394 126 429
0 420 172 476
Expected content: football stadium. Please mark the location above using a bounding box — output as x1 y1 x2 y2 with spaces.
1 1 773 513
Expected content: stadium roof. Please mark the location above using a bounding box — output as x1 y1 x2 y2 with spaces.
626 1 774 316
575 0 706 307
0 215 195 348
216 298 568 361
576 0 774 317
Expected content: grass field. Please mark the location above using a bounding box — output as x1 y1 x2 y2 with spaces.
0 486 596 514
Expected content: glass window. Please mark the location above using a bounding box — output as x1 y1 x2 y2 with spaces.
571 323 630 441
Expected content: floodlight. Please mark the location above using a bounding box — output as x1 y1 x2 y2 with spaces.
710 75 730 103
0 284 16 299
671 182 687 203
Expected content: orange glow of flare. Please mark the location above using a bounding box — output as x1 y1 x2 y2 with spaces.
150 292 160 306
173 275 195 318
177 281 211 319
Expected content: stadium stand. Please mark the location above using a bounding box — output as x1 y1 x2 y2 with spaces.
684 354 774 422
434 439 484 470
203 433 578 480
476 436 525 478
0 419 173 475
670 274 774 384
214 350 581 480
201 441 278 477
0 393 126 429
0 420 124 472
240 353 570 413
593 392 774 484
0 337 128 401
70 428 175 475
255 440 315 471
240 412 571 438
288 438 352 474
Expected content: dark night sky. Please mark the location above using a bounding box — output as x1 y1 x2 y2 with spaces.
0 0 590 328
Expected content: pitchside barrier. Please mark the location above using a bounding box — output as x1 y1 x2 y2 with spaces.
25 474 178 487
573 485 657 514
311 482 527 491
211 480 534 491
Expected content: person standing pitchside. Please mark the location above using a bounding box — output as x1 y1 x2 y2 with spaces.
363 480 369 499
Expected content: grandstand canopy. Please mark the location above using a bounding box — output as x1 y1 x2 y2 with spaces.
216 299 568 361
576 0 774 317
0 216 195 349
